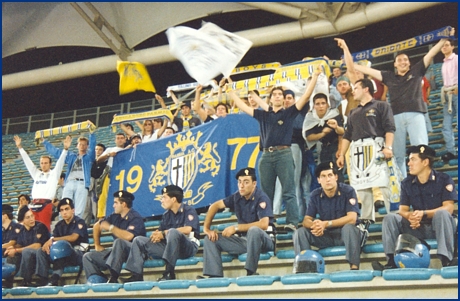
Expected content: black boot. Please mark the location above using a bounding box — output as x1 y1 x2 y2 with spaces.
157 271 176 281
120 273 144 283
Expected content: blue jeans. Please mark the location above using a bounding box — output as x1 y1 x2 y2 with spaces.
442 94 458 154
273 144 304 219
258 148 299 226
393 112 428 178
63 179 89 220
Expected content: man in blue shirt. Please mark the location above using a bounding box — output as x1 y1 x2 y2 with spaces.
374 145 458 270
44 127 96 223
293 161 362 270
2 204 23 288
4 206 50 287
122 185 200 282
34 198 88 286
228 69 320 231
82 190 146 283
199 167 275 278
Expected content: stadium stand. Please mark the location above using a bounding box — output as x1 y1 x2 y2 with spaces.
2 62 457 298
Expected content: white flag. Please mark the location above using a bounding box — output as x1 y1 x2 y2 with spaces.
166 22 252 84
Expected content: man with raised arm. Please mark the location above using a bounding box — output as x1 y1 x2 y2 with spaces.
227 67 320 231
351 28 455 177
15 135 69 231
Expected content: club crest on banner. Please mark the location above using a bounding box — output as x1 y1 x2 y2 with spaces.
148 131 221 206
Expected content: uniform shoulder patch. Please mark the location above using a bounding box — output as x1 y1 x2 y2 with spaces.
78 224 84 229
259 202 266 209
37 233 42 239
15 228 20 233
188 214 194 221
446 184 454 192
128 225 135 230
349 198 356 206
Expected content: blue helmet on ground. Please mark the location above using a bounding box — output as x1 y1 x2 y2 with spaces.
293 250 325 273
49 240 73 261
2 258 16 279
87 274 108 284
394 234 431 268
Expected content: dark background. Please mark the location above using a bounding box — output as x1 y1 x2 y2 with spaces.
2 2 457 118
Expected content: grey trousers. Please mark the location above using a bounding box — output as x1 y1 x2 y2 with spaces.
35 247 83 278
82 239 132 278
382 210 456 261
124 229 199 275
203 227 274 277
293 224 362 266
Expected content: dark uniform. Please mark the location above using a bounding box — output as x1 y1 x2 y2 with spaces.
382 145 458 264
82 191 145 280
35 198 89 283
15 212 50 283
2 206 22 254
203 171 275 277
125 186 200 280
293 181 362 267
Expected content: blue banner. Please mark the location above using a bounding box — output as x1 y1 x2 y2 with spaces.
107 114 262 217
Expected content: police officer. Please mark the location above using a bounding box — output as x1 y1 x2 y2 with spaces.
2 204 23 288
373 145 458 270
122 185 200 282
4 206 50 287
34 198 88 286
82 190 146 283
199 167 275 278
293 161 362 270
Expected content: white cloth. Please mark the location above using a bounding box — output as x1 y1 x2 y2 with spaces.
302 108 340 149
19 148 67 199
100 146 124 167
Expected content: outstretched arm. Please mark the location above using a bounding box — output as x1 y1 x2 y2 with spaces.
193 85 208 122
335 38 358 84
227 77 255 116
423 27 455 68
353 64 382 81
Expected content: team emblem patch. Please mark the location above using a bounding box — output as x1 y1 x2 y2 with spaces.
446 184 454 192
278 120 284 125
188 214 194 221
78 224 84 229
349 198 356 206
128 225 135 230
260 202 266 209
15 228 20 234
37 234 42 239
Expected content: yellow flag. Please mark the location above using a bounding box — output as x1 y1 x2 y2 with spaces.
117 61 156 95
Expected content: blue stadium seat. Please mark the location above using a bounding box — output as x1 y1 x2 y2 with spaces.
221 254 238 262
328 270 374 282
195 277 235 288
35 286 62 295
362 243 384 254
382 268 435 281
62 284 90 294
123 281 157 291
157 280 192 290
318 246 346 257
235 275 280 286
280 273 323 285
215 222 237 231
276 249 295 259
176 257 200 266
238 251 273 262
276 233 293 241
144 220 161 227
368 223 382 233
441 266 458 279
8 287 36 296
90 283 123 292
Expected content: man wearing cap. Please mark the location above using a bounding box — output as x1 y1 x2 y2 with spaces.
34 198 88 286
2 205 23 288
373 144 458 270
43 124 96 221
96 132 126 220
122 185 200 282
337 78 396 222
228 68 320 232
352 28 455 178
173 100 201 132
4 206 50 287
293 161 362 270
124 134 142 148
82 190 146 283
199 167 275 278
14 135 69 231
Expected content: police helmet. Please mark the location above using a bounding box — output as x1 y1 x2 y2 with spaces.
394 234 431 268
87 274 108 284
293 250 325 273
49 240 73 261
2 258 16 279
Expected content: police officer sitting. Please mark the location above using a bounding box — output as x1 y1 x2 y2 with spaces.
82 190 146 283
293 161 362 270
2 204 23 288
34 198 88 286
122 185 200 282
4 206 50 287
199 167 275 278
373 144 458 270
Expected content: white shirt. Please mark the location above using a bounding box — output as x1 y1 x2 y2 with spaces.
100 146 124 167
19 148 67 200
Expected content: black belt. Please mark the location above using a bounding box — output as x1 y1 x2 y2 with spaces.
73 178 84 181
263 145 290 153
